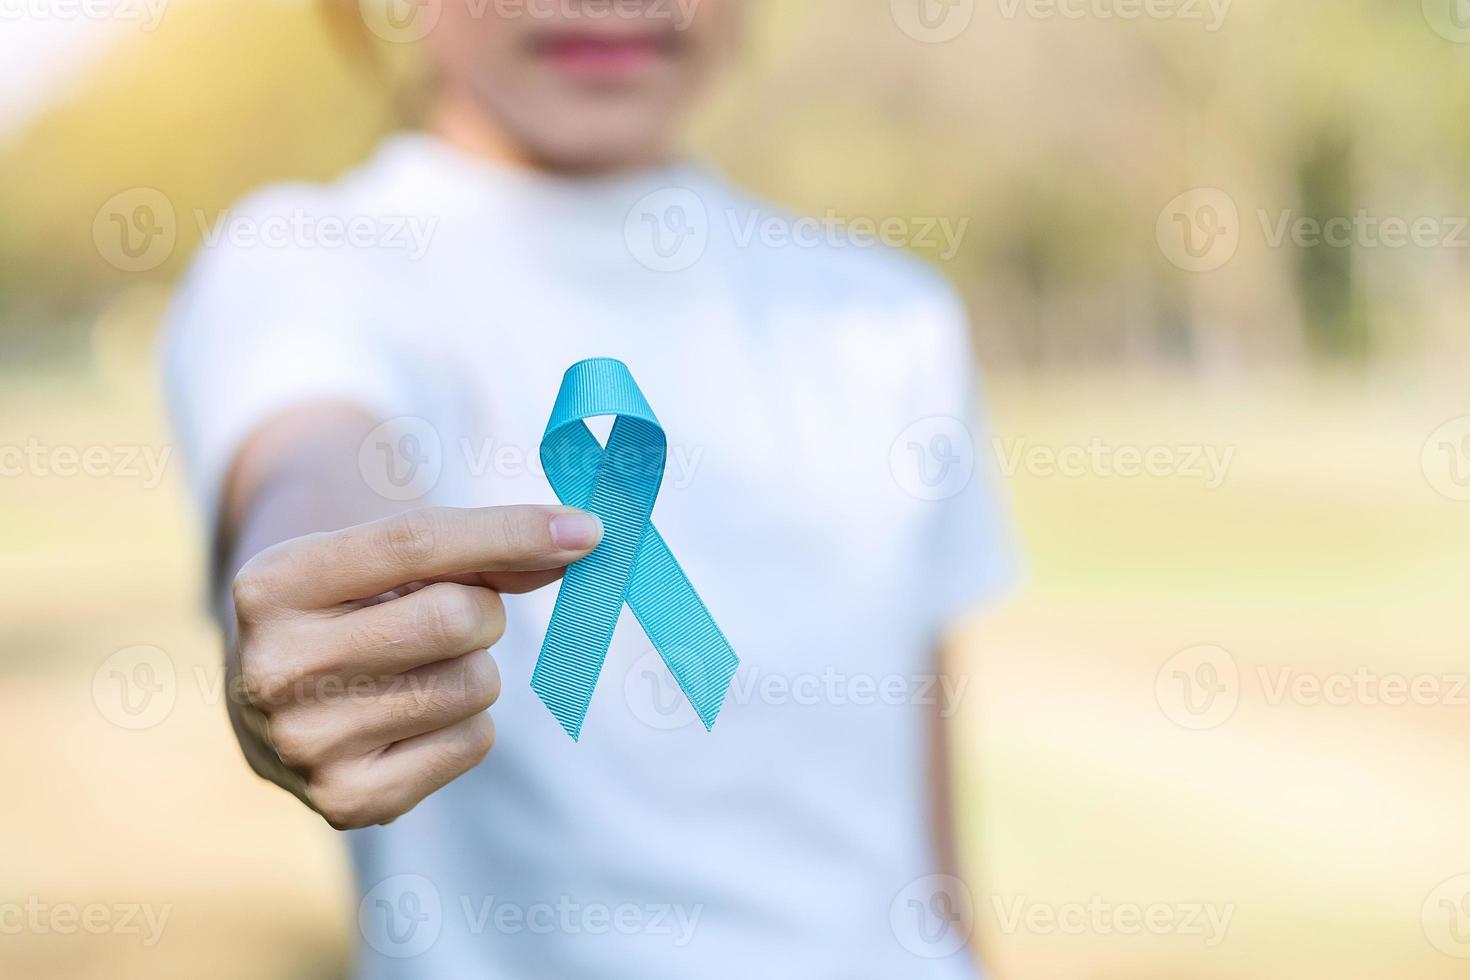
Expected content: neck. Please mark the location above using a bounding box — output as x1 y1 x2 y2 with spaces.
426 88 677 178
428 90 534 171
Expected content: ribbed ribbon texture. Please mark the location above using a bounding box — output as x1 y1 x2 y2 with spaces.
531 358 739 741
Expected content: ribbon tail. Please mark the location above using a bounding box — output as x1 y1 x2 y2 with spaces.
531 557 622 742
626 526 740 731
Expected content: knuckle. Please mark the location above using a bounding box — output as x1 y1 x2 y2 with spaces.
265 712 320 771
462 652 502 713
481 590 507 647
392 670 460 726
240 652 301 709
418 585 484 651
493 507 544 558
458 714 496 768
231 560 279 619
424 720 493 786
307 774 387 831
379 510 441 570
342 612 406 662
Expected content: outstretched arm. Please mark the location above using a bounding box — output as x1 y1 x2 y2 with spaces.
211 403 602 829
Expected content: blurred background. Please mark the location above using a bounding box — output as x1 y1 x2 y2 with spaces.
3 0 1470 977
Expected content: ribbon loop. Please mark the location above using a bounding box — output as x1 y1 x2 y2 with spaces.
531 359 739 740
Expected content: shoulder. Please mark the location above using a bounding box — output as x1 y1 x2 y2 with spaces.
164 143 421 354
696 179 982 404
705 178 967 329
170 142 446 336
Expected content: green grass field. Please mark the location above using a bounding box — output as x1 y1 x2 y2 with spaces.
2 364 1466 979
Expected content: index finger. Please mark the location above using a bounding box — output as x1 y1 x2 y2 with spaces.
276 506 603 609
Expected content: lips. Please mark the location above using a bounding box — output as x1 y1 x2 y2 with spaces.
530 29 678 80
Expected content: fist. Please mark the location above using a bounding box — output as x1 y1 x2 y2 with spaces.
228 506 603 829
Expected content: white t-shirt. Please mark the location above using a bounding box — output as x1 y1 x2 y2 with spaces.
164 133 1016 980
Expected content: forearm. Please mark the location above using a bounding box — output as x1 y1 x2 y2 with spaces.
214 405 402 780
929 637 982 961
218 405 398 600
928 647 962 881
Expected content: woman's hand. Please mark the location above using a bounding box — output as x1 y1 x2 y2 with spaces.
226 505 602 829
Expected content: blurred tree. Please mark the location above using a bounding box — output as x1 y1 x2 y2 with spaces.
0 0 395 326
1296 126 1372 359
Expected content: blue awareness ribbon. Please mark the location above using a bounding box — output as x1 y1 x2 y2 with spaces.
531 358 739 741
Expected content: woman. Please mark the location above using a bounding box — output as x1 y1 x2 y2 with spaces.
163 1 1015 976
